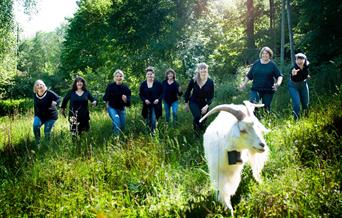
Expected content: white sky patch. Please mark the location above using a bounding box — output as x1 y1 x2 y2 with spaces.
14 0 78 39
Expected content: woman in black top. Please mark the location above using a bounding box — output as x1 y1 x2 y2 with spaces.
103 69 131 134
162 68 182 124
240 47 283 111
139 66 163 133
288 53 310 120
61 77 96 135
184 63 214 136
33 79 60 144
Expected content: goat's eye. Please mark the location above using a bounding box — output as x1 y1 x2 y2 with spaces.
240 129 247 133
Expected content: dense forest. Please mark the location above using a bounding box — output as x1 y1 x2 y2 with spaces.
0 0 341 217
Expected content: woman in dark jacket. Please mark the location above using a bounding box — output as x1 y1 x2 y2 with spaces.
61 76 96 135
103 69 131 134
33 79 60 144
162 68 182 124
139 66 163 133
184 63 214 136
288 53 310 120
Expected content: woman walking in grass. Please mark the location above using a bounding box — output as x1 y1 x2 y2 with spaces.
184 63 214 137
33 79 61 144
288 53 310 120
61 76 97 135
162 68 182 125
240 46 283 112
103 69 131 134
139 66 163 133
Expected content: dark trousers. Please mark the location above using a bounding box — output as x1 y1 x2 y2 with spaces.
249 90 274 111
189 101 207 135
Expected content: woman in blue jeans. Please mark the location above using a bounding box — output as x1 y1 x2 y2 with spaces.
103 70 131 134
33 80 60 144
139 66 163 133
288 53 310 120
240 47 283 112
162 69 182 124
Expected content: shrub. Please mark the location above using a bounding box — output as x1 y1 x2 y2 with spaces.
0 99 33 116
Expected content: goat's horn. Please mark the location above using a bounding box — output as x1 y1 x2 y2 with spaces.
199 104 246 123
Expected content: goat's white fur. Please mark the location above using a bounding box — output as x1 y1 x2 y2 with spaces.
201 101 269 216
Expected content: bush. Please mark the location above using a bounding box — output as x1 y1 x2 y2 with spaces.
0 99 33 116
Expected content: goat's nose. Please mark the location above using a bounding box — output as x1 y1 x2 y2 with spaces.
259 142 265 147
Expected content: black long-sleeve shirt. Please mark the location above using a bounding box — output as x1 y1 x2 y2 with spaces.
61 90 96 121
162 80 182 105
34 90 60 123
184 78 214 107
139 80 163 119
290 64 309 82
103 83 131 110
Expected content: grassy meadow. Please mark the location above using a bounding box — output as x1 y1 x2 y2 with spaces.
0 90 341 217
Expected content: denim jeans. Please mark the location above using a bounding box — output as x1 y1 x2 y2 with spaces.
164 100 178 123
33 116 56 144
146 106 157 132
249 90 274 111
288 80 309 120
107 106 126 134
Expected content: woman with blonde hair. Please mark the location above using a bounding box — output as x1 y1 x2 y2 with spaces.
32 79 60 144
184 63 214 136
103 69 131 134
240 46 283 111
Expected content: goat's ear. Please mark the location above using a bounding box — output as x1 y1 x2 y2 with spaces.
243 100 264 113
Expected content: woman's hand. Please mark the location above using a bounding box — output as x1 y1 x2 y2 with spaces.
153 99 159 104
272 83 280 91
145 99 151 105
51 101 57 107
184 103 189 112
122 95 127 103
239 83 246 91
201 104 209 115
292 68 300 76
60 108 66 117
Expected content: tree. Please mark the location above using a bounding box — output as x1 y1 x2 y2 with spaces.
246 0 256 63
0 0 37 99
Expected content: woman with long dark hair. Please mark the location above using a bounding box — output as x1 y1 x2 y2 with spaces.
61 76 96 135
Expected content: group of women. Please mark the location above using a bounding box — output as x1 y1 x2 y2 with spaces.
32 46 310 143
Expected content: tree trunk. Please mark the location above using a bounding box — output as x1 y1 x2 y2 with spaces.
246 0 256 63
280 0 285 71
269 0 276 56
287 0 295 65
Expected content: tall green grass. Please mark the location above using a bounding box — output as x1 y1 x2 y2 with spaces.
0 91 341 217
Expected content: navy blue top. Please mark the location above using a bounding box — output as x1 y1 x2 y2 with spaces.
103 83 131 110
34 90 60 123
247 60 282 92
61 90 96 121
162 80 182 105
184 78 214 107
290 64 309 82
139 80 163 119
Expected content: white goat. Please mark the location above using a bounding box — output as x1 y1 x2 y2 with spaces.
200 101 269 216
